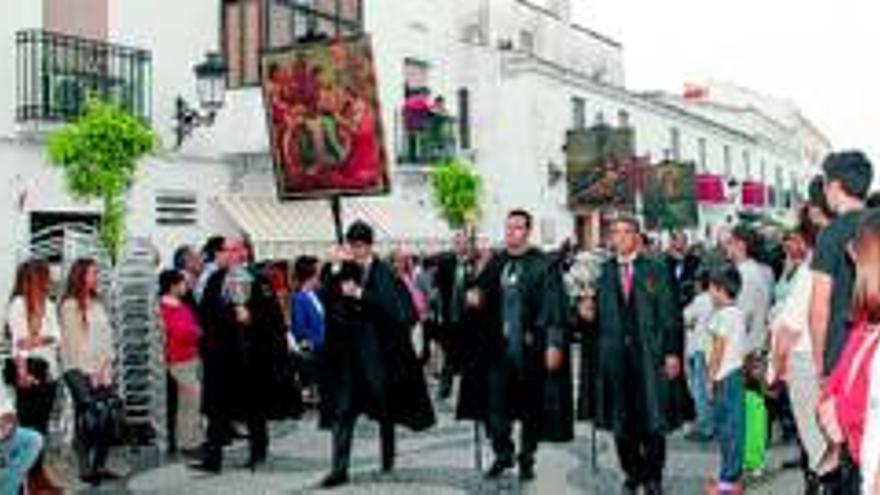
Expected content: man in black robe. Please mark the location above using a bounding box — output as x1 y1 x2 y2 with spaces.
469 209 570 481
191 237 294 473
318 221 435 488
593 216 683 495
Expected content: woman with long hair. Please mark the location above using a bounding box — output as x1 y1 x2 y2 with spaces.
818 209 880 494
158 269 204 457
6 258 63 493
58 258 117 485
767 209 830 492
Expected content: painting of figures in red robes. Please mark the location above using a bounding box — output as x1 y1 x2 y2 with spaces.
262 35 389 199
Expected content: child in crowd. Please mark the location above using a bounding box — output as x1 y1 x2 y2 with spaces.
683 270 715 442
706 264 747 494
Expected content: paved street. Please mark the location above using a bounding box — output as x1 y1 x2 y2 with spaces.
71 395 804 494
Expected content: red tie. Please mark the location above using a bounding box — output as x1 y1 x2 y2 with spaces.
623 262 634 299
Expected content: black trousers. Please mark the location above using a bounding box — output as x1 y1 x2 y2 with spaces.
63 371 112 476
166 371 179 453
204 413 268 468
615 431 666 484
485 358 540 467
16 380 57 470
820 448 862 495
15 380 57 435
330 417 395 475
614 353 666 484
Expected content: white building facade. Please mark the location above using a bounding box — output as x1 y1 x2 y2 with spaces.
0 0 831 311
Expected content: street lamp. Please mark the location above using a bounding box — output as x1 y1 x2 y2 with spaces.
174 52 228 148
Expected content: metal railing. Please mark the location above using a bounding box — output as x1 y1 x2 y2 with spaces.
16 29 152 123
397 112 458 166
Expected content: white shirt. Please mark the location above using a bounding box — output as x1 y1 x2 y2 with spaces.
683 292 714 357
862 348 880 495
736 259 773 354
770 258 814 354
708 305 747 380
6 296 62 379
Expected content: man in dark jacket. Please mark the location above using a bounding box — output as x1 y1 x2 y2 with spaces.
190 237 293 474
664 231 700 308
467 209 570 481
593 216 682 495
433 231 470 399
318 221 435 489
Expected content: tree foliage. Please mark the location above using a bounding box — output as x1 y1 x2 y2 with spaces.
430 159 483 230
47 98 156 261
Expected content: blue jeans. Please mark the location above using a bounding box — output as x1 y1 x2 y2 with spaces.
686 352 714 437
714 370 744 484
0 427 44 493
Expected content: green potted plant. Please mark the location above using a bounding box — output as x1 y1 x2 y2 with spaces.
47 98 157 262
429 159 483 236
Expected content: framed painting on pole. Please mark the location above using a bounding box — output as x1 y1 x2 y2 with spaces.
261 35 390 199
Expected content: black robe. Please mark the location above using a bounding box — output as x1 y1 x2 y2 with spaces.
457 248 574 443
318 259 435 431
592 255 685 435
199 267 300 421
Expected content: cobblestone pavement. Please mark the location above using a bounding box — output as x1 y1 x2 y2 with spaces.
72 397 804 495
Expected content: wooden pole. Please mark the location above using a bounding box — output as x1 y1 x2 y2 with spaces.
331 196 343 245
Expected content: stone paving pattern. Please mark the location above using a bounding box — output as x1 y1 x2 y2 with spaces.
67 396 804 494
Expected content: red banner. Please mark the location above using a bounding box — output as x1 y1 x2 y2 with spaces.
742 181 766 207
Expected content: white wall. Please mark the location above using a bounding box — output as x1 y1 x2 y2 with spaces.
0 1 44 138
108 0 220 155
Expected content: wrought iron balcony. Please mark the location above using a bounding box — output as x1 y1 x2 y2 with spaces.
16 29 152 123
397 110 458 166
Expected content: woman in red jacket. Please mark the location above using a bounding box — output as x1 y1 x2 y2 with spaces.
159 269 204 456
818 209 880 494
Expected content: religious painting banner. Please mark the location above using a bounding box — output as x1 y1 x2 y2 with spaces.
566 124 636 209
642 161 699 230
262 35 390 199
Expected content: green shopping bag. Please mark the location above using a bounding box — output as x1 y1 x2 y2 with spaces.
743 390 767 472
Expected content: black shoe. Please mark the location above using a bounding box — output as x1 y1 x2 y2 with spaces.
97 468 122 481
484 458 514 479
644 480 663 495
519 464 535 481
180 446 203 460
80 471 102 486
244 457 267 472
621 479 639 495
320 471 349 489
188 461 222 475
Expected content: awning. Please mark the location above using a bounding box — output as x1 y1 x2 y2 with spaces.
216 194 451 260
695 173 725 204
742 181 766 207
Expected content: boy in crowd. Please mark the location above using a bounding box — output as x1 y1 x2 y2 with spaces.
707 264 747 494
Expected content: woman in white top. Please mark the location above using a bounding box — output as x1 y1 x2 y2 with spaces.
769 217 832 489
6 258 63 492
58 258 117 486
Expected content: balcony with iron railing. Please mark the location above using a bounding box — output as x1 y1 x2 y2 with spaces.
16 29 152 124
397 95 459 167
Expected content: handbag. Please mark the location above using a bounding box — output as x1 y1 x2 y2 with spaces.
64 370 127 446
3 357 49 386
